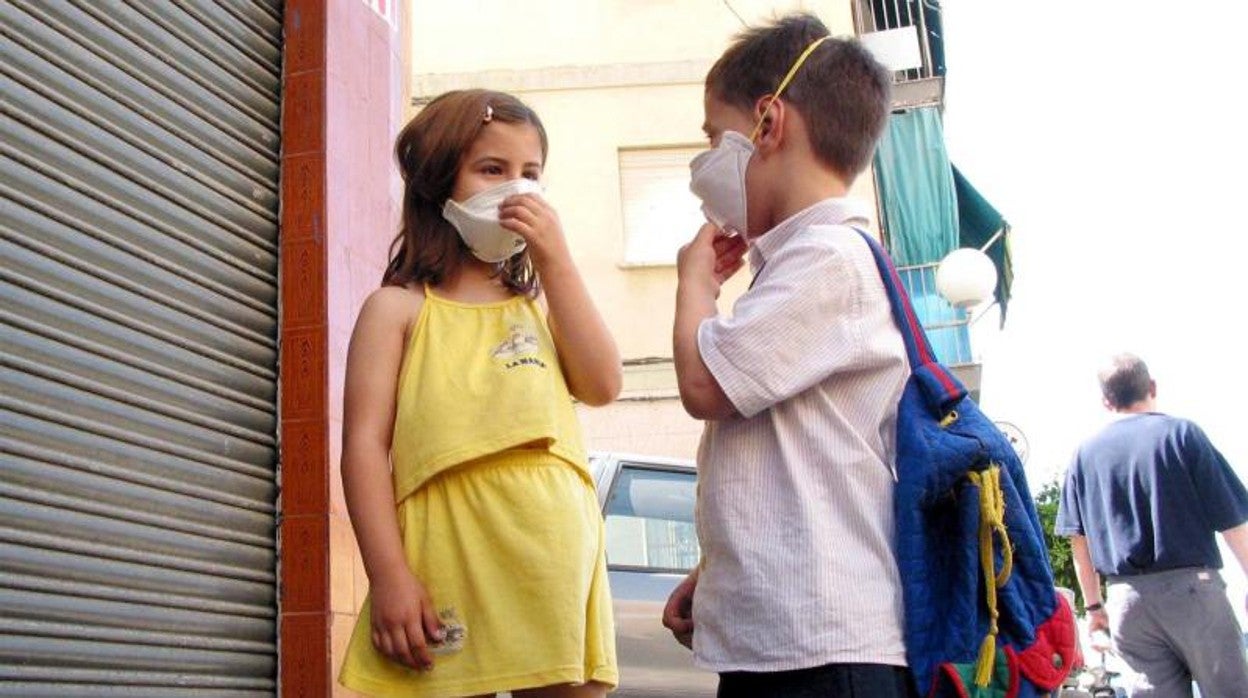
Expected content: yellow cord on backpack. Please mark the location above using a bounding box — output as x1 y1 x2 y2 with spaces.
967 465 1014 688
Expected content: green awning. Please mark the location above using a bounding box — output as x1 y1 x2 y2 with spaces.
952 165 1013 326
874 106 1014 327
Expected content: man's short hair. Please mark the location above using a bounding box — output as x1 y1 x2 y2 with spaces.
705 13 892 182
1098 353 1153 409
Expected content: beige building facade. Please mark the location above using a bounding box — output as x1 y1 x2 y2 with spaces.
408 0 881 460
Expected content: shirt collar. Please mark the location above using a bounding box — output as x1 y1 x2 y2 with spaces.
748 198 873 272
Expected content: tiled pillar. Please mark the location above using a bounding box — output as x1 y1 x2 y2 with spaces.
280 0 331 694
280 1 405 695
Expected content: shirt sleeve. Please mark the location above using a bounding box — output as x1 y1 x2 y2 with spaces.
1054 458 1084 536
1180 421 1248 531
697 234 873 419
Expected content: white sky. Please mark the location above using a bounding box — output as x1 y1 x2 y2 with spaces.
939 1 1248 616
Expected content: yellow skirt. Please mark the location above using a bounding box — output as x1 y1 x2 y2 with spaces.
339 451 618 697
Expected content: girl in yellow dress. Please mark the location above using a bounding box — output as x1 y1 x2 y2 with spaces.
338 89 621 698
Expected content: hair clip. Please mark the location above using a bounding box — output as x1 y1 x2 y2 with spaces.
483 105 494 123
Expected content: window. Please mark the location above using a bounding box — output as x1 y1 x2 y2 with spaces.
618 147 705 266
604 465 700 572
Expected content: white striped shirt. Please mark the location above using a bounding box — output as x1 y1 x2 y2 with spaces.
692 198 909 672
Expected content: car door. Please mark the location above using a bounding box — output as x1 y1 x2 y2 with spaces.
599 459 717 697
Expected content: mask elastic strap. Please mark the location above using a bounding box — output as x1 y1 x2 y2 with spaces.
748 35 830 142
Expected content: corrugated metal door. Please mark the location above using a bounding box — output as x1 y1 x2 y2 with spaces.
1 1 282 695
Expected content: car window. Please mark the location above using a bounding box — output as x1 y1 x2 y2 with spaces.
603 465 700 572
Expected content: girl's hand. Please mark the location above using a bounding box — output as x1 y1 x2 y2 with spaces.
498 193 569 269
369 569 444 671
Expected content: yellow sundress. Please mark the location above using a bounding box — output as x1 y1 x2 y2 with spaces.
338 287 618 697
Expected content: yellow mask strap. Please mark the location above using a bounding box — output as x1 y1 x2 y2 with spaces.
748 36 830 142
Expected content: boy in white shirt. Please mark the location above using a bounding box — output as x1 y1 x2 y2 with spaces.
662 13 917 697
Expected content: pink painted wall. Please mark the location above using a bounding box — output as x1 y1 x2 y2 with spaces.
325 0 407 693
279 0 406 695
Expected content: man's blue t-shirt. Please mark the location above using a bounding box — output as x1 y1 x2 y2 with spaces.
1055 413 1248 576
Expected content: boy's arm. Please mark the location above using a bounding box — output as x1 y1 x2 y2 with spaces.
674 224 746 420
661 567 699 649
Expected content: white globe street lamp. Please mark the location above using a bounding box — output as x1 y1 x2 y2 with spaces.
935 247 998 309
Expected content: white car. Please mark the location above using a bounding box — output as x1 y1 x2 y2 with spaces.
588 452 717 697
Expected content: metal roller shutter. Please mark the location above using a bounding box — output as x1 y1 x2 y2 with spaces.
0 0 282 695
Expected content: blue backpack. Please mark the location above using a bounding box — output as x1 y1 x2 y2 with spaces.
857 231 1079 698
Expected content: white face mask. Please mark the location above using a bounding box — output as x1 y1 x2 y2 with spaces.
442 178 543 262
689 130 754 237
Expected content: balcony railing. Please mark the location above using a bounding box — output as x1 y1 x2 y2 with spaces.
854 0 945 108
896 262 974 367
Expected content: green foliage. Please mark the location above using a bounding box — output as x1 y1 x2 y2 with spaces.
1033 479 1080 608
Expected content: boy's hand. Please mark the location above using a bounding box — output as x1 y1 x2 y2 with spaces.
673 225 741 419
677 223 747 297
662 570 698 650
711 229 748 285
369 569 445 671
499 192 569 269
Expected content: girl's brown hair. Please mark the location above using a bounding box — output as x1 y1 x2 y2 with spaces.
383 89 548 294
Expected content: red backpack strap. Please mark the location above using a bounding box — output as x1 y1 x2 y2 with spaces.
854 229 967 410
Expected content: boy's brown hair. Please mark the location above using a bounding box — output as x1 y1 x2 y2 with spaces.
706 13 892 182
385 89 547 295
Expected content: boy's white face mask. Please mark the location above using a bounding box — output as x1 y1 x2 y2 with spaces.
442 178 543 262
689 131 755 236
688 35 830 239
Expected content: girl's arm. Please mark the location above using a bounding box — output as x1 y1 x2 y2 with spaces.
541 256 622 406
341 286 442 670
500 193 622 406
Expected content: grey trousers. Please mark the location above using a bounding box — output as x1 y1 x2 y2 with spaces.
1107 567 1248 698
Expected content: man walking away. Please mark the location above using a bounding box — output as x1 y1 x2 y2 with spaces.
1056 353 1248 697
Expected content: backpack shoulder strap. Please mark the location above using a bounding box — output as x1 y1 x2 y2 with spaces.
853 229 967 407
